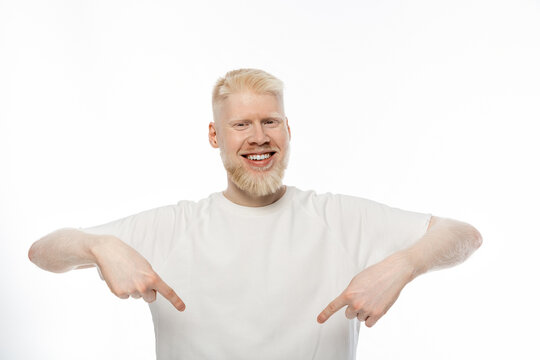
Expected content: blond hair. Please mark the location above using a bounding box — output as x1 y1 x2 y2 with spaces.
212 68 284 116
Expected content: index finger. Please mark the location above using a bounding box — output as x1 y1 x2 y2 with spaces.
317 294 348 324
154 277 186 311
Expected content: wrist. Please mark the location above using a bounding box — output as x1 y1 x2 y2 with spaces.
389 249 425 283
85 234 117 265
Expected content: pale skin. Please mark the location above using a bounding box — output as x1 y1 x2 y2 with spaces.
316 216 482 326
28 90 482 328
28 228 186 311
208 90 291 207
211 91 482 326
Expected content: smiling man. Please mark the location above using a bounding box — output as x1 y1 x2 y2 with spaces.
210 75 291 205
28 68 482 360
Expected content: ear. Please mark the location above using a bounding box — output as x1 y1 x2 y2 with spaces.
208 122 219 149
285 117 291 141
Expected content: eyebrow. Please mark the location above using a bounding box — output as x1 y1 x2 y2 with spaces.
228 114 284 124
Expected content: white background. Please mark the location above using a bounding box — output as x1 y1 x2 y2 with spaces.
1 0 539 359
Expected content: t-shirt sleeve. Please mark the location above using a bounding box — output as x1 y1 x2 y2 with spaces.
322 193 432 271
79 204 187 277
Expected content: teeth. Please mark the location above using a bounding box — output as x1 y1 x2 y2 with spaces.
247 153 271 160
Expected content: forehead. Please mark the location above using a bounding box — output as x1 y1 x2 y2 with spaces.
215 91 284 123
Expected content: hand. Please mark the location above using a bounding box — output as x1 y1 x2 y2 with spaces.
317 254 412 327
91 237 186 311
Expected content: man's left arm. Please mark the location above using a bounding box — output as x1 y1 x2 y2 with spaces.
317 216 483 327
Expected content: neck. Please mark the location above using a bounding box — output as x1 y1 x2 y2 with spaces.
223 178 287 207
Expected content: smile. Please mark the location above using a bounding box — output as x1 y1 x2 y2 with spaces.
241 152 276 168
246 153 270 160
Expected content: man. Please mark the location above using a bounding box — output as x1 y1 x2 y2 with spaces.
28 68 482 359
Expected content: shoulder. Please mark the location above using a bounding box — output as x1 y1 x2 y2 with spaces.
290 186 378 208
288 186 381 219
173 191 223 220
117 195 214 225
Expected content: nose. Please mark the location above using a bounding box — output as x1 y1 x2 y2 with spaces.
247 122 270 145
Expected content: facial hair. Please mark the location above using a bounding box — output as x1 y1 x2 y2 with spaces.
220 146 290 197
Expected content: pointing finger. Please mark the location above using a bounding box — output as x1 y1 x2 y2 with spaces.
317 294 348 324
154 276 186 311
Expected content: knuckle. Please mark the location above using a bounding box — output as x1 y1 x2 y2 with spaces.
126 288 136 295
327 303 337 313
136 284 148 293
110 287 122 296
147 273 159 284
352 300 364 310
343 291 355 302
143 291 156 303
372 307 385 318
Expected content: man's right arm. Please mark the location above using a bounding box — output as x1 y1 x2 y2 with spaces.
28 228 186 311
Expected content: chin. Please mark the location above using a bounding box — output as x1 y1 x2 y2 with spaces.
221 150 289 197
230 167 284 197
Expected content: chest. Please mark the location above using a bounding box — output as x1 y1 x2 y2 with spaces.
149 211 357 358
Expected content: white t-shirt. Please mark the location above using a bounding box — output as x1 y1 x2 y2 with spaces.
80 186 431 360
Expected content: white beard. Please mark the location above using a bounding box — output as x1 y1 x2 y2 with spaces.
220 147 290 197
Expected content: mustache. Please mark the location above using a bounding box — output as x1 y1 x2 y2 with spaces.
239 148 279 154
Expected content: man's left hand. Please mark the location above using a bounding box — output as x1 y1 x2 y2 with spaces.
317 253 413 327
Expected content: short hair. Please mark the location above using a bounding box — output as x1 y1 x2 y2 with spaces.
212 68 284 116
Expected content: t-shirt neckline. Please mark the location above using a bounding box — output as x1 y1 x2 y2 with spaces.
214 185 295 216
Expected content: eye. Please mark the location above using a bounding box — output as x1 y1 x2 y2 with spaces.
233 122 249 129
264 119 279 127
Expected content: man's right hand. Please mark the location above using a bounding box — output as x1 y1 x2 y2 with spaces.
91 237 186 311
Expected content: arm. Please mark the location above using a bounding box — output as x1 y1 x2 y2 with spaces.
28 228 186 311
317 216 482 326
28 228 110 273
401 216 483 278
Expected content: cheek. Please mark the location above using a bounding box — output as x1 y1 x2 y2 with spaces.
275 131 290 148
221 134 245 153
